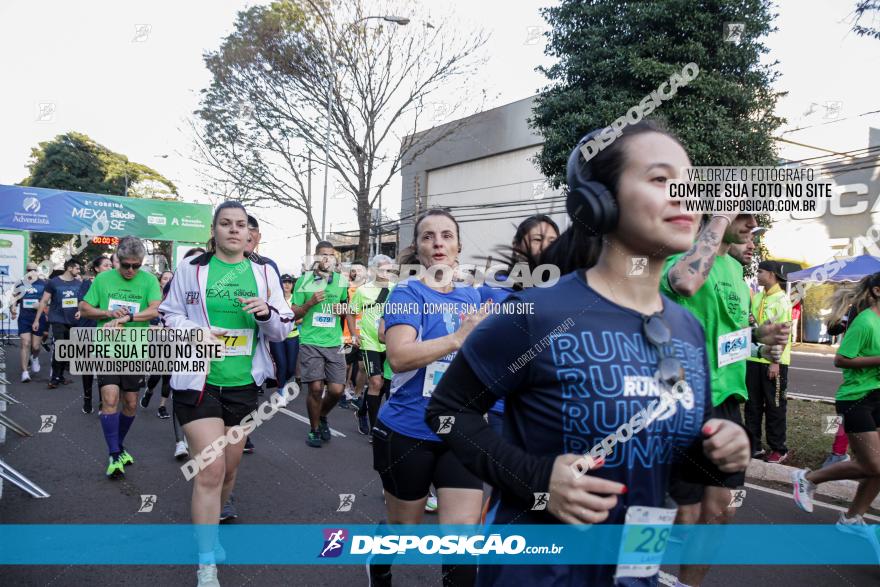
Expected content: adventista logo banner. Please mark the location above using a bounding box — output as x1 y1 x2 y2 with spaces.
0 185 211 242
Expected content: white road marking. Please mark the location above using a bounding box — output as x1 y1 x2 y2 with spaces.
278 407 347 438
790 366 839 374
744 482 880 522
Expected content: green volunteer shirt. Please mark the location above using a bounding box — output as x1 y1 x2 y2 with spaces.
205 257 259 387
292 271 349 348
836 308 880 401
383 357 393 380
351 284 393 352
747 284 793 366
661 253 751 406
83 269 162 328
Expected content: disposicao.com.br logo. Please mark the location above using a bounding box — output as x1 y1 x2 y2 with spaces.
332 532 560 556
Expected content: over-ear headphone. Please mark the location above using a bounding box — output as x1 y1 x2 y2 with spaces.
565 129 619 235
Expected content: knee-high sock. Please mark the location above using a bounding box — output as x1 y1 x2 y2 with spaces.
118 413 135 447
100 413 121 456
366 393 381 431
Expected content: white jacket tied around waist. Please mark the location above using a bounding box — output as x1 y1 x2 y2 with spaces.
159 252 294 392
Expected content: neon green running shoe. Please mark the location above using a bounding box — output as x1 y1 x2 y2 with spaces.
106 456 125 479
118 450 134 467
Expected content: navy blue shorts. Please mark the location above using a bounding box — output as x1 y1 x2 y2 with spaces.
18 313 47 336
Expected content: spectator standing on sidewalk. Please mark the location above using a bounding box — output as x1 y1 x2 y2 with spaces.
745 261 793 463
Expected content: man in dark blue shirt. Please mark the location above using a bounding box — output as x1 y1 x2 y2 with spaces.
34 258 81 388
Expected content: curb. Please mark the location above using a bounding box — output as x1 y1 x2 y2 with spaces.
746 459 880 509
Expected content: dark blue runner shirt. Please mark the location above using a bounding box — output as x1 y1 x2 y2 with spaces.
477 281 515 415
16 278 47 321
379 278 481 441
46 276 81 325
77 279 97 327
460 271 711 587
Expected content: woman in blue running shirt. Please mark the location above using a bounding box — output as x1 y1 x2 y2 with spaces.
370 209 487 587
427 121 751 587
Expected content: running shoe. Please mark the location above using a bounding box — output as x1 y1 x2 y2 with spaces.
424 494 438 513
31 357 40 373
105 456 125 480
21 371 31 383
766 451 788 464
338 397 353 410
357 410 370 435
836 512 870 537
41 340 51 354
140 391 152 409
366 557 392 587
751 449 766 460
319 417 331 441
157 405 170 419
243 437 254 453
174 441 188 460
822 453 850 468
47 380 59 389
196 564 220 587
220 496 238 523
119 449 134 467
62 378 73 385
792 468 816 513
306 430 322 448
82 398 93 415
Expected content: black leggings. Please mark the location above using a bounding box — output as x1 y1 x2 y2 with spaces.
146 374 172 398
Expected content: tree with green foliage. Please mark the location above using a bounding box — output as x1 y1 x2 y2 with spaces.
852 1 880 39
531 0 784 185
20 131 177 262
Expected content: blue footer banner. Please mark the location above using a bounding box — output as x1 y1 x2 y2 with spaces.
1 525 880 565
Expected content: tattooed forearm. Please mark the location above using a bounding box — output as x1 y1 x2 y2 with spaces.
667 220 725 297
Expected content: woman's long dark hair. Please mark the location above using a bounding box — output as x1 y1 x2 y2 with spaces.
540 119 684 276
398 209 461 267
488 214 561 290
207 201 248 253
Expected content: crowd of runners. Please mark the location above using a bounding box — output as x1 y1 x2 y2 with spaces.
8 121 880 587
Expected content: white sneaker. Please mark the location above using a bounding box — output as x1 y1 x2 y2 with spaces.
31 357 40 373
424 494 438 513
21 371 31 383
836 512 869 536
792 469 816 513
196 564 220 587
174 441 189 460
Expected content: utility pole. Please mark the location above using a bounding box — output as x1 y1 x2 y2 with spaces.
306 149 313 256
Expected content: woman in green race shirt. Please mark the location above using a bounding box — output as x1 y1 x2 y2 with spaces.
159 201 293 587
793 271 880 531
80 237 163 480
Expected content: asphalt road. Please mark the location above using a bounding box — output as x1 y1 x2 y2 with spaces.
787 351 841 400
1 341 878 586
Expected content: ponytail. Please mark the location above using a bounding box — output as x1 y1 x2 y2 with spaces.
828 272 880 328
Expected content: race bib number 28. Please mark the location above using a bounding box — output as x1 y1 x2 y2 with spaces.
615 505 677 580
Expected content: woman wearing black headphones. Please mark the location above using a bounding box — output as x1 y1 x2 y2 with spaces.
427 120 750 586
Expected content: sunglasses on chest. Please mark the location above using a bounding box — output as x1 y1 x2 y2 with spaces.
641 313 684 388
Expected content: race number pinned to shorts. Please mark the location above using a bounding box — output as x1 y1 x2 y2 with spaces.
422 361 449 398
717 327 750 368
62 297 78 308
312 312 335 328
109 298 141 316
615 505 677 580
22 299 38 309
214 328 255 357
